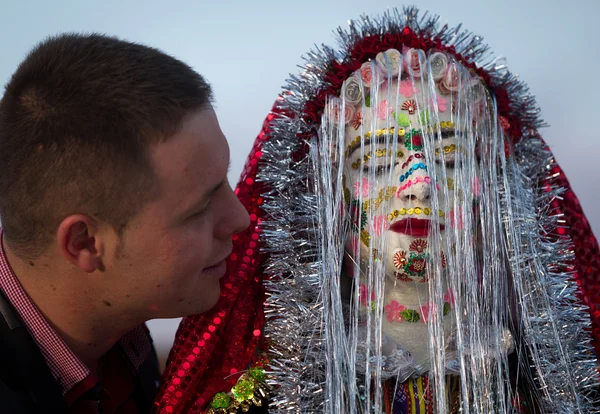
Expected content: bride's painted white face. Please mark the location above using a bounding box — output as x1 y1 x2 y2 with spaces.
333 51 484 351
339 55 479 286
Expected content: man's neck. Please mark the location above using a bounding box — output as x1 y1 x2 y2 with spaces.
3 242 139 374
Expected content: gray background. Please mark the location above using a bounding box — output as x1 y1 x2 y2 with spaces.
1 0 598 367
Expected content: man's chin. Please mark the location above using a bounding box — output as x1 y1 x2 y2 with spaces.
180 287 222 317
149 287 222 319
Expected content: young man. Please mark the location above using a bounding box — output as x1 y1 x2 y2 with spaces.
0 34 250 413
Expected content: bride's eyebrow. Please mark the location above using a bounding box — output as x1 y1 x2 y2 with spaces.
345 133 403 158
346 129 456 158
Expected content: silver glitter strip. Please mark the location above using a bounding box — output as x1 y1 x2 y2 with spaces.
502 136 599 413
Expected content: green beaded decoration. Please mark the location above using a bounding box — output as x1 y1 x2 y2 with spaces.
395 111 411 127
403 129 424 151
417 110 430 125
249 367 266 382
350 200 368 233
443 302 451 316
402 252 428 277
232 378 255 402
402 309 421 322
211 392 231 409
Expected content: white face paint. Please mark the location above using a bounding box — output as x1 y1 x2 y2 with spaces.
333 51 484 369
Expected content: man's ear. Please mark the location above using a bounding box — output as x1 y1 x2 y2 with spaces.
57 215 105 273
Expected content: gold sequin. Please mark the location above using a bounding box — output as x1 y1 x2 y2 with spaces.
435 144 457 156
362 199 371 211
380 186 396 200
345 127 407 157
360 230 371 246
351 148 404 170
372 249 380 260
361 187 397 212
387 208 445 218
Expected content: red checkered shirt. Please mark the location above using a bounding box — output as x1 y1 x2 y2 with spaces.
0 231 152 407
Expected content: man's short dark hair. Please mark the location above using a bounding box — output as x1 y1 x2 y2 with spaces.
0 33 213 259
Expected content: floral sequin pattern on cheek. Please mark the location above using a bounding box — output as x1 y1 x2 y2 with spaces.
377 100 393 120
372 214 390 236
385 300 406 322
399 80 416 98
353 178 371 198
383 291 455 324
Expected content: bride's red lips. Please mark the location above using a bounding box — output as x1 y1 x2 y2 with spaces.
389 218 445 237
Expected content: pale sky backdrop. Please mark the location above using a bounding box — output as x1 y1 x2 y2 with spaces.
1 0 598 362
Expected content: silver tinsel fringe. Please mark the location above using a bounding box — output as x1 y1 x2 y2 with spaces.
502 137 599 412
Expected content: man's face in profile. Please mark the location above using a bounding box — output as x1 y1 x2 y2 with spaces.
105 108 250 319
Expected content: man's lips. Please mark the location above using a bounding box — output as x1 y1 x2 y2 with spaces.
389 218 445 237
203 251 233 270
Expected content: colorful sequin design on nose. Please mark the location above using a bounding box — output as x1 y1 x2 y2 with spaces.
399 163 427 182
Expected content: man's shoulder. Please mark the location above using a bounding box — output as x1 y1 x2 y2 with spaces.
0 288 67 412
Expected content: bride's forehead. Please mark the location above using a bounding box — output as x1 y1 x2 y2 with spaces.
342 83 459 147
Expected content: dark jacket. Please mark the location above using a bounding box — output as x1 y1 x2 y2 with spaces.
0 289 160 413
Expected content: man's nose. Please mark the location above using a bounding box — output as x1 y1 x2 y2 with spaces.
218 187 251 239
